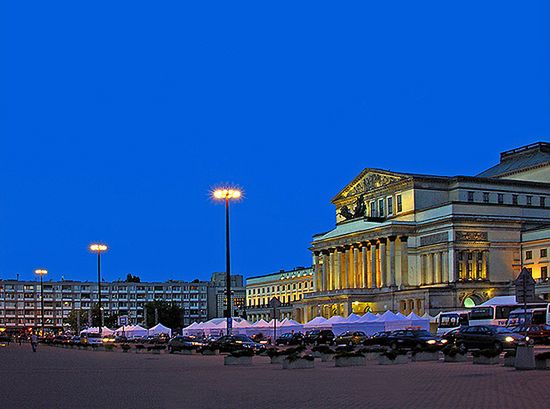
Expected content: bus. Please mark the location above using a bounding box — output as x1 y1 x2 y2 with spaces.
506 305 550 327
468 296 548 327
436 310 470 336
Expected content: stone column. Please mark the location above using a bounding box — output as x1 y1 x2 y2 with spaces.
347 246 355 289
361 245 368 288
322 251 330 291
340 248 348 289
427 254 434 285
442 251 449 283
448 248 456 282
400 236 409 287
370 240 377 288
471 251 478 280
334 248 341 290
434 252 441 283
482 250 489 280
353 246 360 288
389 236 397 287
314 252 321 291
379 238 387 287
420 254 426 285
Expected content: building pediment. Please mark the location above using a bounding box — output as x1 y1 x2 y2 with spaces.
332 169 407 204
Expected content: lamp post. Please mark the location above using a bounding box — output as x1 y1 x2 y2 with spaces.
213 188 242 335
34 269 48 337
89 244 108 335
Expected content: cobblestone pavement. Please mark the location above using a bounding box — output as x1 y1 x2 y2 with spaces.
1 344 549 409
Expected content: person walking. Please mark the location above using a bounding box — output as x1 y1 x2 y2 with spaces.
30 333 38 352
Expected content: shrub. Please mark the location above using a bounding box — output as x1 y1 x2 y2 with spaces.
442 345 465 357
121 344 131 352
535 351 550 361
286 353 314 363
359 346 386 354
104 344 115 351
266 348 281 358
335 351 365 358
312 345 335 354
135 344 145 352
472 349 500 358
412 344 441 355
230 349 254 358
382 350 407 360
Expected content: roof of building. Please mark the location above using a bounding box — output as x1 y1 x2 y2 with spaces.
247 266 313 282
477 142 550 178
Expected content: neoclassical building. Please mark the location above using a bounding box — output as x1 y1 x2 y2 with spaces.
297 142 550 319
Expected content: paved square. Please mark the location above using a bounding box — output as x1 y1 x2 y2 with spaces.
1 344 549 409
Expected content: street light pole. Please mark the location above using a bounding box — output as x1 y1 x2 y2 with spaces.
89 244 108 336
213 188 241 336
34 269 48 337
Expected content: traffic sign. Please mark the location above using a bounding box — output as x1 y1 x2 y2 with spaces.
268 297 282 308
514 267 536 304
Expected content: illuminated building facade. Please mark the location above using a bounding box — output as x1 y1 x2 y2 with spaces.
246 267 314 323
297 142 550 319
523 225 550 301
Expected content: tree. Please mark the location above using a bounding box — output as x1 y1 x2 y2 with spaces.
64 310 89 332
144 300 183 331
125 274 141 283
64 304 119 331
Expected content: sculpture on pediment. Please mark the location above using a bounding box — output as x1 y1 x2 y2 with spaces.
348 173 400 196
339 205 354 220
353 195 366 218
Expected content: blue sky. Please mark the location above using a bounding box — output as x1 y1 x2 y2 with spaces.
1 1 549 282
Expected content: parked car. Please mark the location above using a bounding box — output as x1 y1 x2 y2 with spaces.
209 335 265 354
53 335 72 344
275 332 305 346
455 325 526 352
386 330 447 350
334 331 368 346
304 330 335 345
509 325 550 345
250 333 269 345
168 336 205 352
70 336 81 345
81 333 103 345
364 331 393 346
441 328 460 345
145 334 170 344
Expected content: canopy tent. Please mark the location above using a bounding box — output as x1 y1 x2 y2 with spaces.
405 312 430 330
148 323 172 337
303 316 330 330
80 326 115 336
123 325 148 339
345 313 362 323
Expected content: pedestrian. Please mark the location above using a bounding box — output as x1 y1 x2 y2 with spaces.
30 333 38 352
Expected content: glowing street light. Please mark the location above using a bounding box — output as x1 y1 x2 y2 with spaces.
34 269 48 337
89 243 108 335
212 187 242 335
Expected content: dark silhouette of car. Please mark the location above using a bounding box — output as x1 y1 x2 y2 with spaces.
441 328 460 345
509 325 550 345
364 331 393 346
209 335 265 354
455 325 526 352
168 336 205 352
334 331 368 346
304 330 335 345
275 332 305 346
386 330 447 350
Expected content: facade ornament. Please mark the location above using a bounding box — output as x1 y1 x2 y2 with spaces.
455 231 488 242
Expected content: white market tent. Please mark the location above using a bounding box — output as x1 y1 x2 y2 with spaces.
149 323 172 337
124 325 148 339
303 316 330 330
80 326 115 336
406 312 430 330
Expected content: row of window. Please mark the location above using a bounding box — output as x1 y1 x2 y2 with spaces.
525 249 548 260
468 191 547 207
0 284 208 292
369 194 403 218
247 281 313 295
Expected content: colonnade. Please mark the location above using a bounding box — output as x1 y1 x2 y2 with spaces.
314 236 409 291
456 250 489 281
420 251 450 285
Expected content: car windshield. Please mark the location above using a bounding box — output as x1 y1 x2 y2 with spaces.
233 335 253 342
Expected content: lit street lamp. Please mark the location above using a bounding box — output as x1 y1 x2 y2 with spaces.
34 269 48 337
89 243 108 335
213 188 242 335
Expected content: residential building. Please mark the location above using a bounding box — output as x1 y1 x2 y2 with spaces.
297 142 550 319
246 266 314 323
207 272 246 319
0 278 209 331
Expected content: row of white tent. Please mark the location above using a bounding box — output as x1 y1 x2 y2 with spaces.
80 323 172 338
183 311 435 337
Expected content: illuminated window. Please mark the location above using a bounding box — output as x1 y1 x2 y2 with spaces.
541 248 547 258
526 251 532 260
